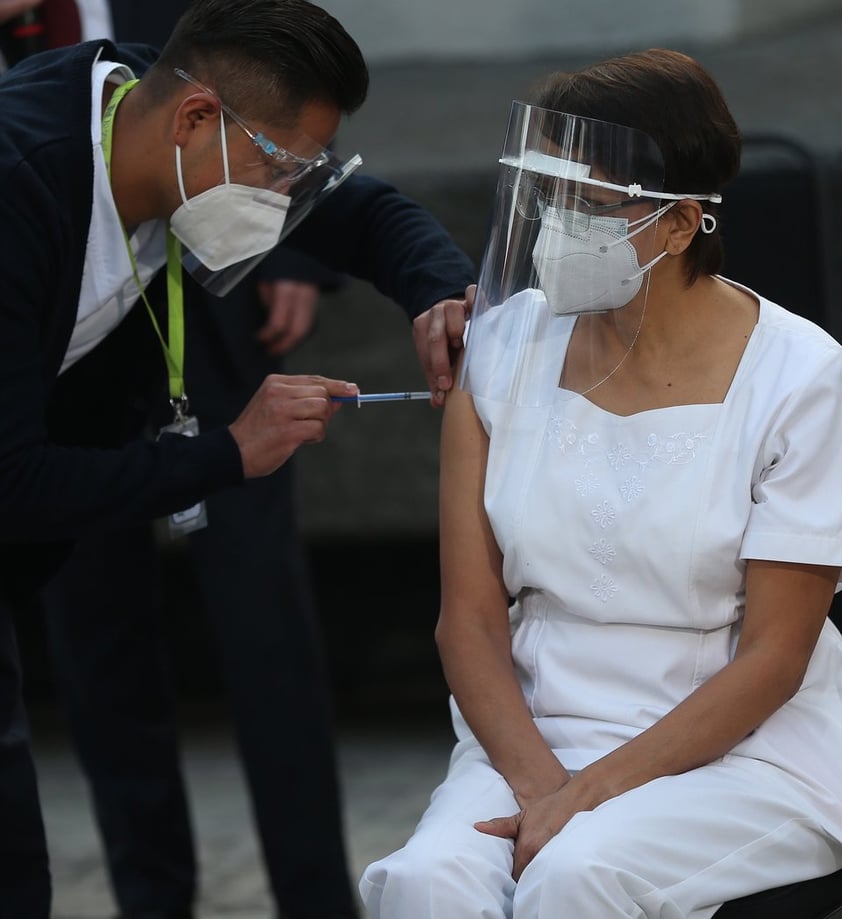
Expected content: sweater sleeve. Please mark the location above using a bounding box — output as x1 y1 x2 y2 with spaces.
281 173 476 320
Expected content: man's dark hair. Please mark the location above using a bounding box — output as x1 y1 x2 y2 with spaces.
145 0 368 125
534 49 741 284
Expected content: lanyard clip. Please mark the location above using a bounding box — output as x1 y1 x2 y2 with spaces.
170 393 190 425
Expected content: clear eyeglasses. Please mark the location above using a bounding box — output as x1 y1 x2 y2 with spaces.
174 68 331 182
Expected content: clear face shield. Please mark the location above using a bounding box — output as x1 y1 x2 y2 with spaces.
170 69 362 297
178 147 363 297
460 102 718 406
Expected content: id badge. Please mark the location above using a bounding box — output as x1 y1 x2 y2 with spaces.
159 413 209 537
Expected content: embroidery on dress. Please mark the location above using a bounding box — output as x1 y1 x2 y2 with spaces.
546 406 709 606
620 475 644 503
590 573 617 603
645 432 706 465
607 442 633 470
548 415 578 454
547 416 602 462
588 539 616 565
591 501 616 529
575 472 601 496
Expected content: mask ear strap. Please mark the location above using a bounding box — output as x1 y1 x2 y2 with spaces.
175 144 189 206
219 111 231 184
626 201 676 235
700 213 717 235
601 201 675 253
177 109 231 204
624 248 669 284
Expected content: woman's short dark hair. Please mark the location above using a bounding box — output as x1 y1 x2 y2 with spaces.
147 0 368 125
533 49 741 284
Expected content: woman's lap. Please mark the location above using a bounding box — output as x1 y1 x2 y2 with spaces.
517 756 841 917
362 748 842 919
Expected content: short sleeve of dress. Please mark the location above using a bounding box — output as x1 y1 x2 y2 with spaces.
742 349 842 568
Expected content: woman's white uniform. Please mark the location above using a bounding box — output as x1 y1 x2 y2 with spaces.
361 282 842 919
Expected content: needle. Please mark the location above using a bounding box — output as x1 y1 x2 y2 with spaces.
331 391 431 405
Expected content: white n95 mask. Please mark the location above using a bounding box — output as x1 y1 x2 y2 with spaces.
532 204 672 315
169 116 291 272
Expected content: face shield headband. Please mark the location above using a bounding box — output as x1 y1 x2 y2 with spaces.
459 103 723 406
170 68 363 296
505 148 722 211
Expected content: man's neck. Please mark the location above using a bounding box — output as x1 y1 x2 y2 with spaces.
106 83 173 227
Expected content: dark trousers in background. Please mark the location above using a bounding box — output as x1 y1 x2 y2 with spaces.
0 603 51 919
43 466 356 918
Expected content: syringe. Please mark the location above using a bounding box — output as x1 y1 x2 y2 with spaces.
331 391 431 406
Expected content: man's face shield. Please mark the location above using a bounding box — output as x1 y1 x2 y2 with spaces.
180 151 362 298
171 69 362 296
459 102 717 406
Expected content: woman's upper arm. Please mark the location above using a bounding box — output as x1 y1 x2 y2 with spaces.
438 384 510 632
738 559 840 691
738 349 842 688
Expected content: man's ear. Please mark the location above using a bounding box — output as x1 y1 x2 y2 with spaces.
664 199 703 256
172 92 222 147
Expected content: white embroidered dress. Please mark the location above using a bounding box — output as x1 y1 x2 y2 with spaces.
461 281 842 817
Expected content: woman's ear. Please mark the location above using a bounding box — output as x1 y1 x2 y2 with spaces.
664 199 703 256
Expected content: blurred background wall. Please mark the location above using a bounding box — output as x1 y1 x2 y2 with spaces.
317 0 841 61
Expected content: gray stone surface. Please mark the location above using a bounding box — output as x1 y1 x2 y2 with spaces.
34 709 453 919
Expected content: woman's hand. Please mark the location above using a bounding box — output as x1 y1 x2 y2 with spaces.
476 774 597 879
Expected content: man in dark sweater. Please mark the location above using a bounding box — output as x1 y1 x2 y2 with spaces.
0 2 474 916
32 3 382 919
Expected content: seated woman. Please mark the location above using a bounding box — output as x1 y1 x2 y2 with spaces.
360 49 842 918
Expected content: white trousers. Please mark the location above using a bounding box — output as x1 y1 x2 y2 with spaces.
360 745 842 919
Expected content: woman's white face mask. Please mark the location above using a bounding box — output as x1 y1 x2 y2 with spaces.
532 202 674 315
169 113 291 272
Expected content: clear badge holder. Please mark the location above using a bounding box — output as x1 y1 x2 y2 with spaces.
158 396 208 538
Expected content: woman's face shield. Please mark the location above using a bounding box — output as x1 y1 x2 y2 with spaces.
171 69 362 296
460 103 670 406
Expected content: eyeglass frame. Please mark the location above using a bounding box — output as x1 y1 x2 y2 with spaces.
540 192 651 216
173 68 331 181
516 184 657 222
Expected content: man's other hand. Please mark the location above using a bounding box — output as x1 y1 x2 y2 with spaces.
413 284 476 406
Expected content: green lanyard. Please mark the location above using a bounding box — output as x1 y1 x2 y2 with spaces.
101 79 187 411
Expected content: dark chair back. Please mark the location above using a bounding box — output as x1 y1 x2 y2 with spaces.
720 133 828 329
713 868 842 918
